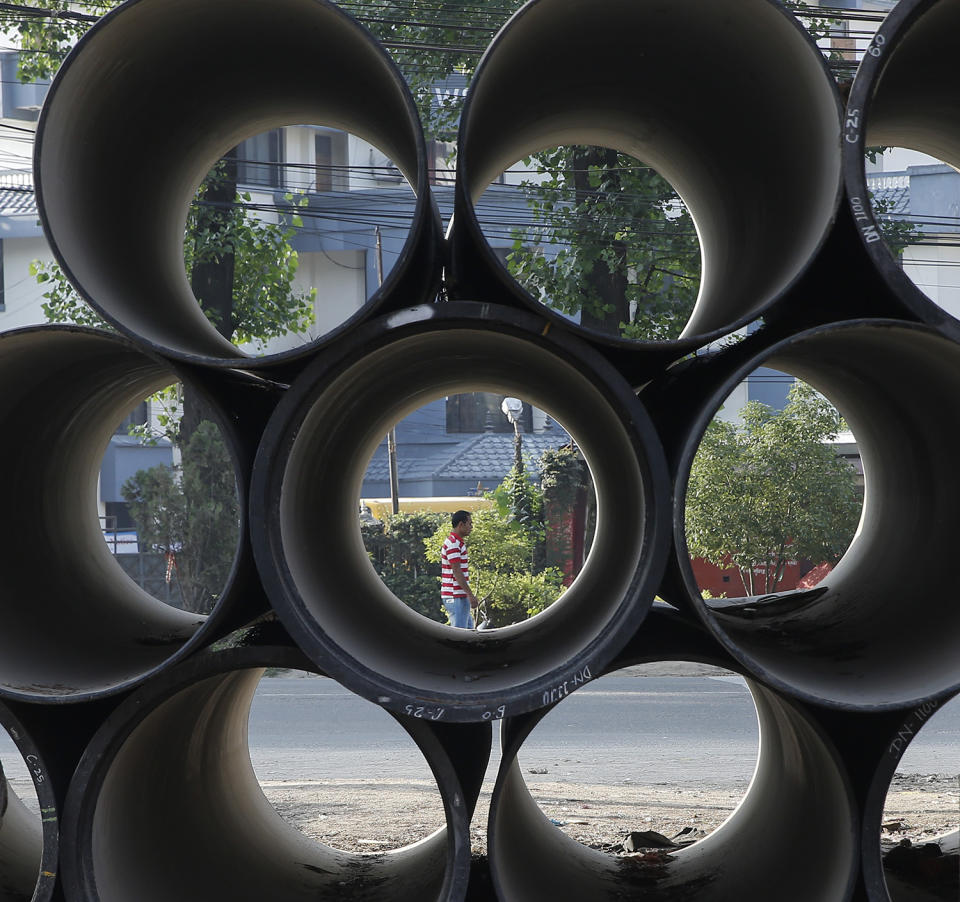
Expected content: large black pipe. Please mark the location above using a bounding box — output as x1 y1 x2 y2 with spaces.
0 327 245 701
251 303 670 721
858 691 958 901
0 703 56 902
843 0 960 338
667 319 960 710
448 0 842 349
486 607 858 901
59 632 486 902
35 0 442 367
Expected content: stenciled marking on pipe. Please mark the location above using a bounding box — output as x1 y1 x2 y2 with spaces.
844 107 861 145
541 664 592 707
481 705 506 722
40 807 57 824
865 31 887 59
404 704 446 721
887 698 941 758
24 754 44 785
849 195 882 244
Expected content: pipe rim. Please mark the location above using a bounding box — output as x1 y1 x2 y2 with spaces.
451 0 842 350
487 643 858 902
251 303 671 721
34 0 439 368
843 0 960 337
672 318 960 711
0 702 57 902
59 643 469 902
861 691 958 901
0 326 246 703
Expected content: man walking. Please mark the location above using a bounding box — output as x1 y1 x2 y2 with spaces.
441 510 479 628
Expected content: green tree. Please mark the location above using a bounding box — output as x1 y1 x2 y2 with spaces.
6 1 516 142
121 421 239 614
13 2 316 373
685 381 862 596
540 444 594 578
362 510 446 622
33 166 315 355
507 147 701 340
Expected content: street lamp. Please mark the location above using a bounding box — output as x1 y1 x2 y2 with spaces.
501 397 524 473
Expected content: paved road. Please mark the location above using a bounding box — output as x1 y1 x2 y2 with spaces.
1 675 956 790
245 674 958 786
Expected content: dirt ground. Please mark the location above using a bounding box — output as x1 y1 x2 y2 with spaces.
256 662 957 856
261 772 958 856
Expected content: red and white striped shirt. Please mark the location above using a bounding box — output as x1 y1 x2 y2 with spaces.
440 531 469 597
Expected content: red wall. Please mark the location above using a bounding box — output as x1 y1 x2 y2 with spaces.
690 555 822 598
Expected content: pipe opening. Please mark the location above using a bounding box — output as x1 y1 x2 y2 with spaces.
68 667 458 902
36 0 432 363
861 145 960 323
475 146 701 341
453 0 840 343
678 321 960 709
514 665 757 849
359 394 597 630
0 329 230 700
685 376 863 600
847 0 960 328
254 310 668 716
247 670 447 853
877 694 959 902
0 730 43 902
103 384 242 616
171 126 419 358
488 662 855 901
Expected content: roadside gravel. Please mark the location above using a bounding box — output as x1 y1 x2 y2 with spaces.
259 772 957 856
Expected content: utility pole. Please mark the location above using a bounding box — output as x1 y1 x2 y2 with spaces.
377 226 401 515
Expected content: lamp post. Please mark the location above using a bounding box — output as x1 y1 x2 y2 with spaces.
501 397 524 474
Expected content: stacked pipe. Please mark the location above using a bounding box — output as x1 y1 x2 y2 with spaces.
0 0 953 899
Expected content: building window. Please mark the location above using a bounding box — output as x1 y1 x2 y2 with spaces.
104 501 135 531
237 130 283 188
114 401 149 435
446 393 534 434
316 134 334 192
314 131 351 192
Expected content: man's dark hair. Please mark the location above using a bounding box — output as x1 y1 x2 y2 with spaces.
452 509 471 528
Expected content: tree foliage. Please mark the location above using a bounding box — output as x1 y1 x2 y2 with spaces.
10 1 111 82
352 0 519 143
34 166 315 352
362 510 447 622
507 147 701 339
685 382 862 595
121 421 239 614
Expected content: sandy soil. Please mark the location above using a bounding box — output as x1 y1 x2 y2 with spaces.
260 772 958 856
255 662 957 856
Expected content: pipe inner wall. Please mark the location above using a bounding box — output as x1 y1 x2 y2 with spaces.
0 328 224 700
679 321 960 709
35 0 432 362
64 668 458 902
488 673 856 901
453 0 841 341
253 308 669 717
859 0 960 168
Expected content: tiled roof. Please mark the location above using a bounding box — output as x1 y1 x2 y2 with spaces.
363 429 574 483
0 184 36 217
434 431 573 480
867 181 910 217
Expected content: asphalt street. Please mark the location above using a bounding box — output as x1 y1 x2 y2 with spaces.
1 674 955 791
